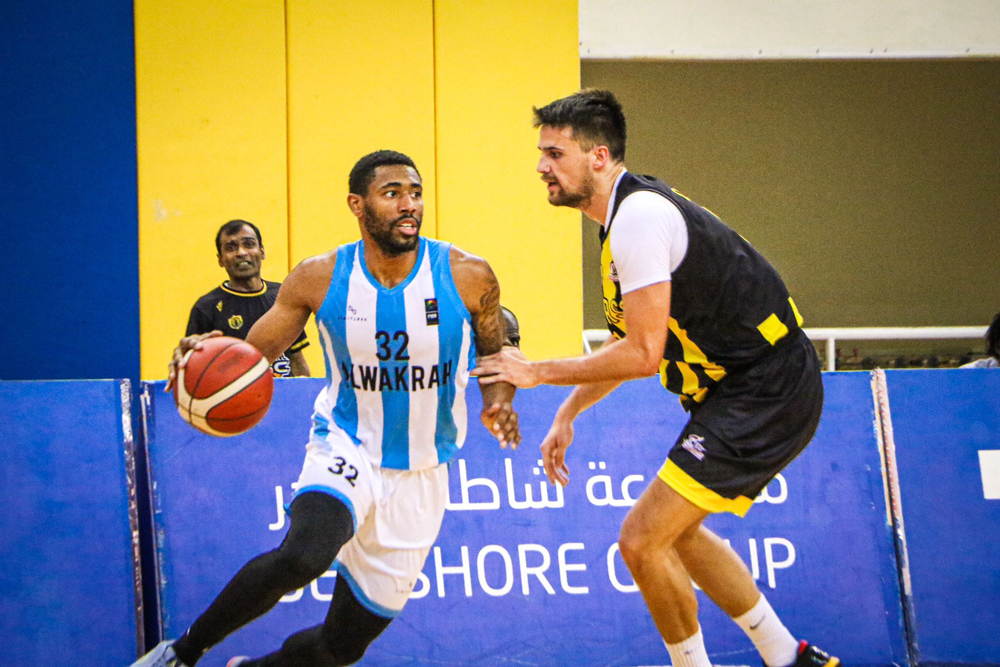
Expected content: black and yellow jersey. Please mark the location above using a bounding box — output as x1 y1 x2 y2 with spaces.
186 280 308 377
601 172 804 409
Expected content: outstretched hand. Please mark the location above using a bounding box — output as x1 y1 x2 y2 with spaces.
165 330 223 392
471 348 540 389
540 418 574 486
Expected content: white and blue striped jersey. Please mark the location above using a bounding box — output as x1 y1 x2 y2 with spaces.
310 238 477 470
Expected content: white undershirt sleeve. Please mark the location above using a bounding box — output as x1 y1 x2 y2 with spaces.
608 190 689 295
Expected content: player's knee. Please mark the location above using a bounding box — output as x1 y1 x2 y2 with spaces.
618 515 675 574
617 520 650 572
273 543 336 588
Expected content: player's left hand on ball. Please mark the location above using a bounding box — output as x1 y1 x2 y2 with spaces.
481 402 521 450
165 330 223 392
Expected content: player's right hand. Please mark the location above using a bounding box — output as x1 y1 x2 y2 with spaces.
481 401 521 450
540 418 574 487
165 330 223 392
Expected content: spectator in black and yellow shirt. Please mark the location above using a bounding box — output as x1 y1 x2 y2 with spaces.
186 219 310 377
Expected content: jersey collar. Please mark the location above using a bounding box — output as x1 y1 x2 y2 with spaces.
604 168 628 230
221 281 267 297
357 237 427 294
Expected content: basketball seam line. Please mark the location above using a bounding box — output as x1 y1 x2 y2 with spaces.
189 357 272 416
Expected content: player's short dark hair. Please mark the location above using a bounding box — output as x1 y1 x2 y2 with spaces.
215 219 262 254
987 311 1000 358
533 89 627 162
349 150 420 196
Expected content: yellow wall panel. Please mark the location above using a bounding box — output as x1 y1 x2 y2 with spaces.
136 0 289 379
434 0 581 359
137 0 578 378
286 0 436 374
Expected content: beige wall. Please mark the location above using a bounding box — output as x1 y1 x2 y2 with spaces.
582 59 1000 344
580 0 1000 58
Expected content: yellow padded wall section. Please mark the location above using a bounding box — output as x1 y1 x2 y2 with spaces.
135 0 288 379
434 0 581 359
286 0 436 374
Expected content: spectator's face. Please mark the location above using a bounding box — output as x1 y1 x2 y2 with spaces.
217 224 265 281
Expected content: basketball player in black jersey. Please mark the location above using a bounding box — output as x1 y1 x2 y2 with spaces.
474 90 838 667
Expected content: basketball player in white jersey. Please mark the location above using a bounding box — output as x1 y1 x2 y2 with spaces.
137 150 520 667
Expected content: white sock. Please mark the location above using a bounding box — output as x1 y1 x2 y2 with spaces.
665 626 712 667
733 594 799 667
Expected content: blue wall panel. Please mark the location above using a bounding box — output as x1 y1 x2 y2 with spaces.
0 1 139 382
144 373 906 666
884 369 1000 665
0 380 138 665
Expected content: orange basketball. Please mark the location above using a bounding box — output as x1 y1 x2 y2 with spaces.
173 336 274 437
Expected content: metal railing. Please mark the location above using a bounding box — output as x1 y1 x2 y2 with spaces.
582 326 988 371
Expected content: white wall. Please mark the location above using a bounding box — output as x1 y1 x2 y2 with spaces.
580 0 1000 58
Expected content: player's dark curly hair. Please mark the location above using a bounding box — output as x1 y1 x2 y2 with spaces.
986 311 1000 358
215 219 262 254
349 150 420 196
532 89 627 162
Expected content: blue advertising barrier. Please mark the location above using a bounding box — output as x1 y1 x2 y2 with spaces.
882 369 1000 666
0 380 140 666
143 373 906 666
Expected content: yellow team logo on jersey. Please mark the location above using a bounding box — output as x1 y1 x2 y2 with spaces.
228 314 244 330
216 300 223 312
603 296 625 332
601 237 626 336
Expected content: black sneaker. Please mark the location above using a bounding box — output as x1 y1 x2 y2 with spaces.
792 640 840 667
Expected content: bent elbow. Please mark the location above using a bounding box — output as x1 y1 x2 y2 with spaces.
622 339 663 378
640 352 662 377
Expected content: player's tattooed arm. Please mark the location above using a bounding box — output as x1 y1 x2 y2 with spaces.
474 280 509 356
451 247 521 449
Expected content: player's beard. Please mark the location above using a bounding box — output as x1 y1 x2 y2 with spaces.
547 168 596 209
363 203 421 256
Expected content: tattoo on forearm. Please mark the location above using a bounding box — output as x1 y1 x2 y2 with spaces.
475 282 505 355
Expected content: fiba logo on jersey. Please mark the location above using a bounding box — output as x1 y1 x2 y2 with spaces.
425 298 439 326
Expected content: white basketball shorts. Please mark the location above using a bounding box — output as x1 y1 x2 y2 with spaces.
291 433 448 617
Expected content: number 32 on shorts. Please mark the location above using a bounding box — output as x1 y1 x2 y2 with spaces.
327 456 358 487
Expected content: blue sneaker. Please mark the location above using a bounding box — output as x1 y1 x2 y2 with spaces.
129 640 185 667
